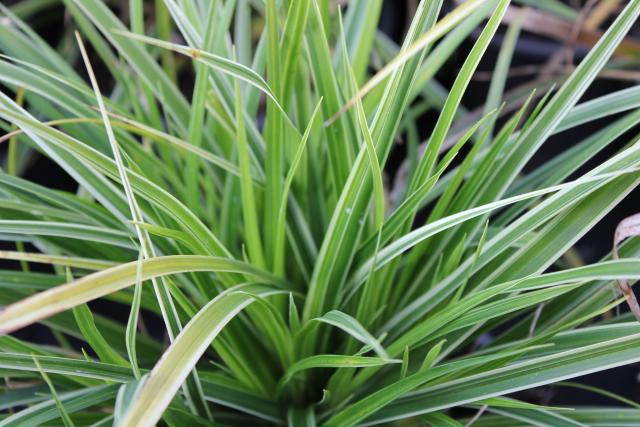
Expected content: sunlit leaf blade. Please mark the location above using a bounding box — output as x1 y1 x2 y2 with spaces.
329 0 490 122
117 284 285 427
0 256 287 333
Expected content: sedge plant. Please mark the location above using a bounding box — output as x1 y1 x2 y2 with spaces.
1 0 640 425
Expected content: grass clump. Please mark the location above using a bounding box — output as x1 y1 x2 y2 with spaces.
1 0 640 425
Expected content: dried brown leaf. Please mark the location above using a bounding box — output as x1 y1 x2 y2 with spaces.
612 213 640 321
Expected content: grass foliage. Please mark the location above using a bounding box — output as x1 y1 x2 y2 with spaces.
1 0 640 425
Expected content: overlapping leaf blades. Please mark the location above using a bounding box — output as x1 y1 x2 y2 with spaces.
1 0 640 425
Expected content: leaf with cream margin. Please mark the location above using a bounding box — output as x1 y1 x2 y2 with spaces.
116 284 285 427
328 0 489 123
0 256 288 333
